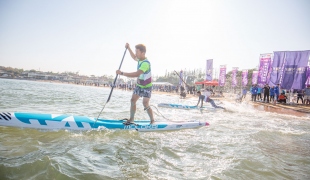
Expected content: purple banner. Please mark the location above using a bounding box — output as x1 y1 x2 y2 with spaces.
252 71 258 85
269 51 286 87
242 69 248 87
206 59 213 81
306 66 310 86
266 54 274 84
179 70 183 86
232 67 238 87
258 53 271 86
282 50 310 90
219 65 226 87
291 51 310 89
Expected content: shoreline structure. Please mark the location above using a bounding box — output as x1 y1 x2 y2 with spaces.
3 78 310 117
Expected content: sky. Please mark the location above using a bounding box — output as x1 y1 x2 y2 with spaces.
0 0 309 78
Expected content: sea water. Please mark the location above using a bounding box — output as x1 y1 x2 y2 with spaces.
0 79 309 180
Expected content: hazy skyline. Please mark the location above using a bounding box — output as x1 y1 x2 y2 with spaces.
1 0 309 77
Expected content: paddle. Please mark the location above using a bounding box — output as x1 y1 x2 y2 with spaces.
174 70 190 87
95 48 127 123
174 70 189 94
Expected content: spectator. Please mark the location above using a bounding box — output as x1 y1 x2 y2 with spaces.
242 88 247 99
257 86 262 101
304 85 310 105
250 85 253 100
252 84 258 101
296 90 304 104
263 84 270 103
274 84 280 104
278 92 287 103
270 86 275 102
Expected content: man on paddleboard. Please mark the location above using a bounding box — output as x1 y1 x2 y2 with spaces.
116 43 155 125
196 89 225 109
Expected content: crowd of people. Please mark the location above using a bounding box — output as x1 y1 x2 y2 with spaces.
247 84 310 105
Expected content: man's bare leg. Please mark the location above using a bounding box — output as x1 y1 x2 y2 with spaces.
143 97 155 124
129 94 139 122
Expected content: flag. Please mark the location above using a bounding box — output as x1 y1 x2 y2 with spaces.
242 69 248 87
269 51 286 87
305 66 310 86
219 65 226 86
282 50 310 90
232 67 238 87
266 53 274 84
206 59 213 81
258 53 272 86
252 71 258 85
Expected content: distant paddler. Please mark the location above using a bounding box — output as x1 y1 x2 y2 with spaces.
196 89 225 109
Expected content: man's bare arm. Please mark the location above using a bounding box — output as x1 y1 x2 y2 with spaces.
116 69 143 78
125 43 137 61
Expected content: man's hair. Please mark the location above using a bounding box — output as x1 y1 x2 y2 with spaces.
197 91 201 94
135 44 146 53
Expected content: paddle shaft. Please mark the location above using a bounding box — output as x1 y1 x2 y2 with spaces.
107 48 127 103
96 48 127 122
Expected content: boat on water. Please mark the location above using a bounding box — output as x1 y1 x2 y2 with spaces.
0 112 209 132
